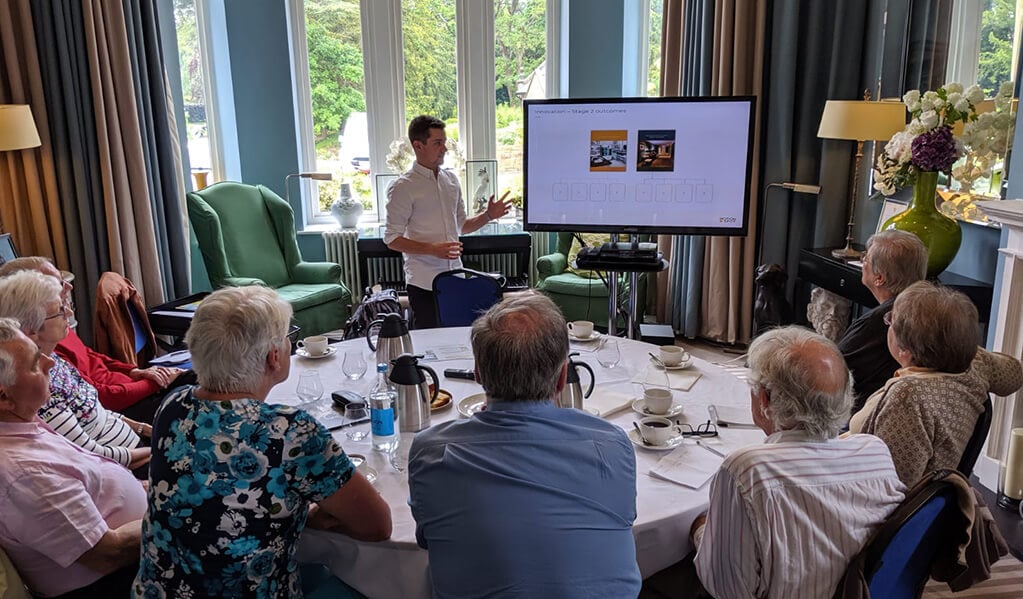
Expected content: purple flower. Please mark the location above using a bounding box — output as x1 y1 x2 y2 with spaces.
911 126 959 172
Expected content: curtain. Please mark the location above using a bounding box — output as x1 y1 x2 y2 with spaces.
0 0 68 269
17 0 188 342
658 0 765 344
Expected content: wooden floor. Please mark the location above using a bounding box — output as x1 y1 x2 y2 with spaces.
922 557 1023 598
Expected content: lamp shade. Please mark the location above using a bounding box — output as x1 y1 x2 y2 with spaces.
817 100 907 142
0 105 41 151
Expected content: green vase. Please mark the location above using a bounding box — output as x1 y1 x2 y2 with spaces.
881 170 962 277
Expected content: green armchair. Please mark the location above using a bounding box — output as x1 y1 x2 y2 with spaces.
187 182 352 336
535 232 649 328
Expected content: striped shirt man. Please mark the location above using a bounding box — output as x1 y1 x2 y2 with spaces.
694 431 905 599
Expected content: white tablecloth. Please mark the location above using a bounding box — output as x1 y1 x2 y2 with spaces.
266 328 763 598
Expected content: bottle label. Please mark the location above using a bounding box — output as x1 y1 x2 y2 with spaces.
371 408 395 436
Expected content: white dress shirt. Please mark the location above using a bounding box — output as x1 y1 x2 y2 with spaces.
695 430 905 599
384 161 466 290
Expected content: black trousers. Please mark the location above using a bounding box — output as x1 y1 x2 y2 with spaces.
53 563 138 598
406 285 439 329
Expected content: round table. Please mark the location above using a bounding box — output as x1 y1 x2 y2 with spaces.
266 327 763 598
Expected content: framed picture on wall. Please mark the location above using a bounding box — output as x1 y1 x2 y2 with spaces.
0 233 18 265
876 199 909 233
465 160 498 216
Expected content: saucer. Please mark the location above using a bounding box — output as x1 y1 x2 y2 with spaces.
627 428 685 451
568 331 602 343
649 356 692 370
431 389 454 412
297 346 336 360
631 398 684 418
458 393 488 418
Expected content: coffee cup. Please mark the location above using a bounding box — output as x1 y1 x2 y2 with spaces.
297 335 328 356
658 345 691 367
568 320 594 338
643 388 674 415
639 416 678 446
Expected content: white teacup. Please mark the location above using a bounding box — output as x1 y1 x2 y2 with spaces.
638 416 678 446
568 320 594 338
643 388 674 415
658 345 691 367
297 335 328 356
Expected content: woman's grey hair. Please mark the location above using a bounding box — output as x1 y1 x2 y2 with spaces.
865 230 928 295
470 292 569 402
0 270 62 334
0 318 24 387
891 281 978 373
747 326 853 440
185 286 293 394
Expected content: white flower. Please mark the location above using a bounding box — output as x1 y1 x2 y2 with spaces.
966 85 985 104
954 98 970 112
945 82 964 94
918 110 939 130
903 89 921 111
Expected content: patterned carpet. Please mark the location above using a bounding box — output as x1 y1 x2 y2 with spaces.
923 556 1023 598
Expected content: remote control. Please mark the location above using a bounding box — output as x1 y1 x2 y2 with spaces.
444 368 476 380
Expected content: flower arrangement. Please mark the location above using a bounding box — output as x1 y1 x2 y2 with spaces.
953 81 1015 194
873 82 984 196
385 136 466 173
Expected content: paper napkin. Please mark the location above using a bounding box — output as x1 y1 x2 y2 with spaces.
649 445 722 489
631 365 702 391
584 388 634 418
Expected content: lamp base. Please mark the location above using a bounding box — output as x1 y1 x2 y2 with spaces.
831 245 863 260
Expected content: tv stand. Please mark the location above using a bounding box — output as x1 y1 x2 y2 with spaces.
574 233 668 339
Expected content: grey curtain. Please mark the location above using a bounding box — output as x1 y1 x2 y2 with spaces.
759 0 881 298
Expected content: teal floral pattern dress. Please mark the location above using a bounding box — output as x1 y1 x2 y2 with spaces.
132 386 353 598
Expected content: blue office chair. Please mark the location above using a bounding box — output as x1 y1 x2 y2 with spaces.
432 268 505 327
852 471 962 598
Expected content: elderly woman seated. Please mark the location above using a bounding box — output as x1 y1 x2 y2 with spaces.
0 270 150 469
132 286 391 598
0 318 147 597
849 281 1023 485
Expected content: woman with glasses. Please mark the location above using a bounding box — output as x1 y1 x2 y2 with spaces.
848 281 1023 485
0 270 149 469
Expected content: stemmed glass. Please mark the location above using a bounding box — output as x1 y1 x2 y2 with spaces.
342 350 367 381
596 337 620 368
343 402 370 441
295 370 324 406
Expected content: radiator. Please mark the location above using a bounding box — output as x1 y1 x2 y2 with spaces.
529 231 551 286
464 253 519 278
322 230 361 300
365 256 405 291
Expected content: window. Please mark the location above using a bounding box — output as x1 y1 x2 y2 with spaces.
647 0 663 97
174 0 220 186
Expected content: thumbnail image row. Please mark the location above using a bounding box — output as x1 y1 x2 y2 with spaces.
549 181 714 203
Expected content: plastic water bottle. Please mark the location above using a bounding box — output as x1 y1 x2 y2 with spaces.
370 364 397 452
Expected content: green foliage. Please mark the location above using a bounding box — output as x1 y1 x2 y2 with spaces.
647 1 663 96
494 0 546 106
402 0 458 120
306 2 365 142
174 0 203 106
978 0 1015 97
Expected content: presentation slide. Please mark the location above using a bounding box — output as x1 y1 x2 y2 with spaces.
523 98 754 235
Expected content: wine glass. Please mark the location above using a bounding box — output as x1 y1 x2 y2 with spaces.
343 402 370 441
596 337 620 368
342 350 367 381
295 371 324 406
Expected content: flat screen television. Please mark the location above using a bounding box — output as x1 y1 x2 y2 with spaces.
522 96 756 236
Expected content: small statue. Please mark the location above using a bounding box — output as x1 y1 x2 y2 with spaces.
473 167 490 214
753 263 792 337
807 287 851 342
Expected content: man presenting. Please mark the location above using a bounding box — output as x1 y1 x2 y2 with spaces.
409 293 641 597
384 115 510 328
693 326 905 598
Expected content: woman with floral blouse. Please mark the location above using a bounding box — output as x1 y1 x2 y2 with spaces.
133 286 390 598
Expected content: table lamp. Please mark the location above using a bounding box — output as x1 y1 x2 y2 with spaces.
0 105 42 233
284 171 333 206
817 93 906 259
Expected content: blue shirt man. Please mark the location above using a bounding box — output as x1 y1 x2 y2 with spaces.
409 399 640 598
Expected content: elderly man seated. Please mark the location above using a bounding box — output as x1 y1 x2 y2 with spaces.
0 318 146 598
692 326 905 598
0 257 186 423
837 231 928 413
409 293 641 597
